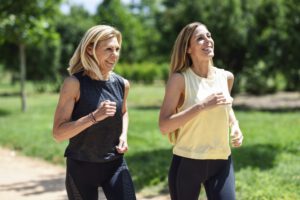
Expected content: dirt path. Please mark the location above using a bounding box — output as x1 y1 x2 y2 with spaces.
233 91 300 110
0 148 67 200
0 148 169 200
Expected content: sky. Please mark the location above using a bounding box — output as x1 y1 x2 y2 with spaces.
60 0 132 14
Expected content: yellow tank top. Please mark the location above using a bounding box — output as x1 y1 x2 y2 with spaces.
173 67 232 160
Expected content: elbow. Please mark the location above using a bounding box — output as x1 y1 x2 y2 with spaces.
159 121 169 135
52 129 64 142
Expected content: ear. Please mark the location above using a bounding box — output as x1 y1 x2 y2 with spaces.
187 47 192 54
86 44 93 56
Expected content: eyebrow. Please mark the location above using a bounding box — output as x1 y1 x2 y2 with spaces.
194 32 211 37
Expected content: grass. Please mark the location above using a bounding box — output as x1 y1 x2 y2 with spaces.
0 81 299 199
232 111 300 199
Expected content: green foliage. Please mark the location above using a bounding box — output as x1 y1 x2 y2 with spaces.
239 60 288 94
0 0 61 45
115 62 169 84
95 0 147 63
280 0 300 90
0 0 62 81
55 6 95 76
128 0 163 62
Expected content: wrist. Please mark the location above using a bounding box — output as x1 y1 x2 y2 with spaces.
89 112 97 124
120 134 127 140
196 102 205 111
230 120 239 128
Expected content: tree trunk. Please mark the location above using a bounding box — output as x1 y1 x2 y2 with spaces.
19 43 26 112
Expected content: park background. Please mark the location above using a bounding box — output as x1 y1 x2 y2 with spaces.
0 0 299 199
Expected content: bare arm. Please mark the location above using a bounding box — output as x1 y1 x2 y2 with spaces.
116 79 130 153
52 76 93 142
226 70 243 147
226 70 238 124
159 73 229 134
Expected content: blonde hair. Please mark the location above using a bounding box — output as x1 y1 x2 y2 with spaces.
169 22 213 75
67 25 122 80
168 22 213 143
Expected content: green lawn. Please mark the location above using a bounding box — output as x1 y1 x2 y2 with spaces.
0 83 299 199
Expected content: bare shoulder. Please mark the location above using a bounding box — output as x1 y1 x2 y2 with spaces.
165 73 185 96
224 70 234 81
60 76 80 100
224 70 234 92
64 75 79 84
122 78 130 90
167 72 185 89
169 72 184 81
62 76 79 90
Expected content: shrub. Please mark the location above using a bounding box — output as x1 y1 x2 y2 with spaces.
116 62 168 84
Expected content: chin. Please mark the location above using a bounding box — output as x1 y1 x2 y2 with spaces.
106 65 115 70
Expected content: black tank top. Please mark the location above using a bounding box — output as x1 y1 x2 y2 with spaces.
64 71 125 163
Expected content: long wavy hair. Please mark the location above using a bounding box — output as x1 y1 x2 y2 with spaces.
168 22 213 143
67 25 122 80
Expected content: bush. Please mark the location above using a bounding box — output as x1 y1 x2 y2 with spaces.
115 62 169 84
238 60 288 95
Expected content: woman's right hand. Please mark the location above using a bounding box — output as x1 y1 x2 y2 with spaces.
93 100 117 122
201 92 232 109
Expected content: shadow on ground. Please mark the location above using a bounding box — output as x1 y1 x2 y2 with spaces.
0 108 11 116
232 143 280 171
0 173 66 199
126 148 171 193
0 92 20 97
129 105 161 110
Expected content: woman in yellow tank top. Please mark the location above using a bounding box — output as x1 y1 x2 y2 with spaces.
159 22 243 200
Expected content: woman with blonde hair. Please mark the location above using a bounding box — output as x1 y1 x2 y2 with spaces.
159 22 243 200
53 25 136 200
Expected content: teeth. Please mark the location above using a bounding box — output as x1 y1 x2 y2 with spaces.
203 48 212 51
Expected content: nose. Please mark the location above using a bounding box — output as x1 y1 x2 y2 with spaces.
111 49 119 59
204 37 213 46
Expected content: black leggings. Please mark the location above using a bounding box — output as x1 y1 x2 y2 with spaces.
66 157 136 200
169 155 235 200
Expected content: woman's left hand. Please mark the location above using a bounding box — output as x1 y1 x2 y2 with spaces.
230 124 243 148
116 138 128 154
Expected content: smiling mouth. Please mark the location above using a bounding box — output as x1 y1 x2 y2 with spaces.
106 61 115 66
202 47 213 52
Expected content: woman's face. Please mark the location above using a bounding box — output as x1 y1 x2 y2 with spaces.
187 25 214 61
90 36 120 76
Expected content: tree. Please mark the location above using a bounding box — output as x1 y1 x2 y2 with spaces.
0 0 61 111
128 0 163 62
95 0 146 63
281 0 300 90
55 5 95 76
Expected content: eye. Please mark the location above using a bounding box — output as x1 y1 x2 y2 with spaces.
197 36 204 41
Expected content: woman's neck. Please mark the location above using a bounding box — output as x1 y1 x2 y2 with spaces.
85 71 110 81
191 60 210 78
101 73 110 80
